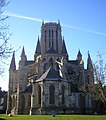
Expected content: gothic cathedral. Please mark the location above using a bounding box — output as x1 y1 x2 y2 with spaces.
6 22 94 115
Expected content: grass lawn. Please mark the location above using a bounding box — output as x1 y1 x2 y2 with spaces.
0 114 106 120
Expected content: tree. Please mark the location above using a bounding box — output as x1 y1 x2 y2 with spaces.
0 0 12 75
87 52 106 113
94 52 106 85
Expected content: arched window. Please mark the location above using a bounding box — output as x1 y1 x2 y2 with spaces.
52 29 53 37
45 30 46 41
71 94 76 107
78 94 85 113
45 30 46 51
49 85 55 104
20 94 25 113
38 85 41 104
49 57 53 67
62 85 65 104
12 96 15 109
52 39 53 48
49 29 51 37
43 63 47 73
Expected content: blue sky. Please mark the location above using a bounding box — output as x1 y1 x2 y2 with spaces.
1 0 106 90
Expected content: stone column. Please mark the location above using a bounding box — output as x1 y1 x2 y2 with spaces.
6 92 11 114
30 78 36 115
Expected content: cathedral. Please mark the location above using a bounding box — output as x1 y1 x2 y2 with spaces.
6 21 94 115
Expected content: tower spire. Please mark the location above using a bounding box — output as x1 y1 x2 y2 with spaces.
77 49 82 61
87 51 93 70
21 46 25 56
21 46 27 62
61 36 68 59
10 51 16 70
34 36 41 58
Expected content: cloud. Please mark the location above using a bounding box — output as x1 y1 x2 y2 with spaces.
3 12 106 37
62 24 106 37
3 12 50 23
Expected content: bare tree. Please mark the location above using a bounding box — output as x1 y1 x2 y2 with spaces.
94 52 106 86
0 0 12 75
87 52 106 113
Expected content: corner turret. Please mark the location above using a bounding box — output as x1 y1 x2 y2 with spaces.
42 19 44 26
34 36 41 59
87 51 94 84
19 46 27 68
58 19 60 25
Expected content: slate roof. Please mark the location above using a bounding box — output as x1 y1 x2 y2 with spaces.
46 47 57 54
36 67 63 82
24 84 32 93
68 60 78 65
25 61 35 65
61 39 68 55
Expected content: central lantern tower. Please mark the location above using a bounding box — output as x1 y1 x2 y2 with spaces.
34 21 68 58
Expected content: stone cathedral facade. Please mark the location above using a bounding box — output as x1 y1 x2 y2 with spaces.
6 22 94 115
